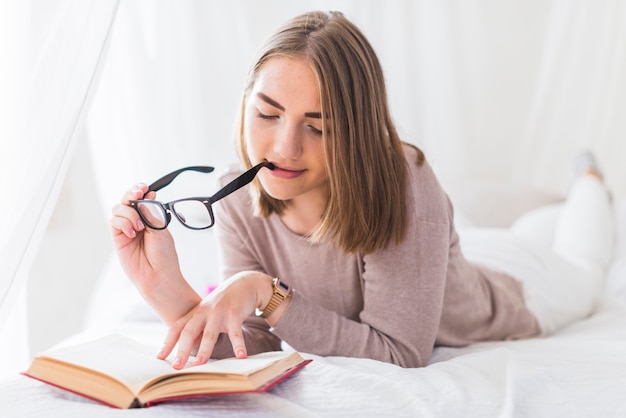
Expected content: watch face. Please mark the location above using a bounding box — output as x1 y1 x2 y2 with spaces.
277 280 290 293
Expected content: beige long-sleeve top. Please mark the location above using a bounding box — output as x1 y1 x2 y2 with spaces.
211 146 540 367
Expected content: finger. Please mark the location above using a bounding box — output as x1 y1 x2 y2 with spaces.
111 202 144 226
122 184 149 204
110 215 138 239
173 318 205 369
192 324 220 366
228 326 247 359
157 323 183 361
111 204 145 237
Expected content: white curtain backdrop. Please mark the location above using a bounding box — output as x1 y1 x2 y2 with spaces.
0 0 119 375
88 0 626 213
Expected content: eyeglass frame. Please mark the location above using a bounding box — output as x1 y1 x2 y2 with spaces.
129 161 274 230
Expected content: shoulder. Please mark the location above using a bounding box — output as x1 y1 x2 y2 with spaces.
402 144 453 224
402 144 440 189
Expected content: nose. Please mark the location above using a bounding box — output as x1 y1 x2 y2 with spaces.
273 122 302 161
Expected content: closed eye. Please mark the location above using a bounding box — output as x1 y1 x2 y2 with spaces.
308 125 323 136
257 112 278 120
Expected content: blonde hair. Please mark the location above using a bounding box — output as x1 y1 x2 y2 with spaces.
236 11 425 254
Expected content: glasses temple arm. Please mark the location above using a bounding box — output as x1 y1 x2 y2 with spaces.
210 161 274 203
147 166 215 193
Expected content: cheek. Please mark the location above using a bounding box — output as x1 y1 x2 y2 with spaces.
243 112 265 160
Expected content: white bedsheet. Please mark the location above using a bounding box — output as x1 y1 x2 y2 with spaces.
3 295 626 417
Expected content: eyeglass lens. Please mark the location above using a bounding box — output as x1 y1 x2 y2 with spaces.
171 200 214 229
133 199 215 230
134 200 169 229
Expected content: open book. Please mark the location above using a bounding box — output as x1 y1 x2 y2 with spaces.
23 334 310 409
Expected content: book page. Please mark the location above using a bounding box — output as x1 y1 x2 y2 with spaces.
41 334 176 394
182 351 293 376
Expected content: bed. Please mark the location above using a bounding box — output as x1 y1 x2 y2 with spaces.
4 187 626 417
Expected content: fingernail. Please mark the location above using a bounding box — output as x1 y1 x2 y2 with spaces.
156 348 166 359
136 220 144 230
172 357 183 368
236 350 246 359
193 355 205 365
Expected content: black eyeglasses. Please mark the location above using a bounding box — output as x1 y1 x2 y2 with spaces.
130 161 274 230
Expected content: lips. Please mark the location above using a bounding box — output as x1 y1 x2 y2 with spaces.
268 163 306 179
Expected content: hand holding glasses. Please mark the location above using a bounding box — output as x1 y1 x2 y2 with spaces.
130 161 274 230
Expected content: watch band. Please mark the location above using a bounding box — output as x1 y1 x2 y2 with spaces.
256 277 291 318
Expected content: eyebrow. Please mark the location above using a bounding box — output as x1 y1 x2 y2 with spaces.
257 92 321 119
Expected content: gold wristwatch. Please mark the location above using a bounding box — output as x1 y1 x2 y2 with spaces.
255 278 291 318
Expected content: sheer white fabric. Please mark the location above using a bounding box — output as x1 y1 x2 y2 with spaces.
0 0 119 375
87 0 626 212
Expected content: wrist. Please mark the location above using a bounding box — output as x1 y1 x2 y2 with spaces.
255 277 292 320
251 274 274 312
138 272 201 326
265 293 291 327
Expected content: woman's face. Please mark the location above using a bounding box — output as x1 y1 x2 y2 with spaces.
244 56 329 206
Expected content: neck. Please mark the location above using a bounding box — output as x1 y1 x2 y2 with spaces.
281 194 327 236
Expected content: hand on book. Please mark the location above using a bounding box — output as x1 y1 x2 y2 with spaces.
157 271 277 370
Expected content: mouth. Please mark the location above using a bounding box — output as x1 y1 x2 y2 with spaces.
266 162 306 179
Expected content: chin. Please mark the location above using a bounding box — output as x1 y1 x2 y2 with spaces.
261 188 293 202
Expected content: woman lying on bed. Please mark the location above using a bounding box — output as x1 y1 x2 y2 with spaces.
110 10 614 369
